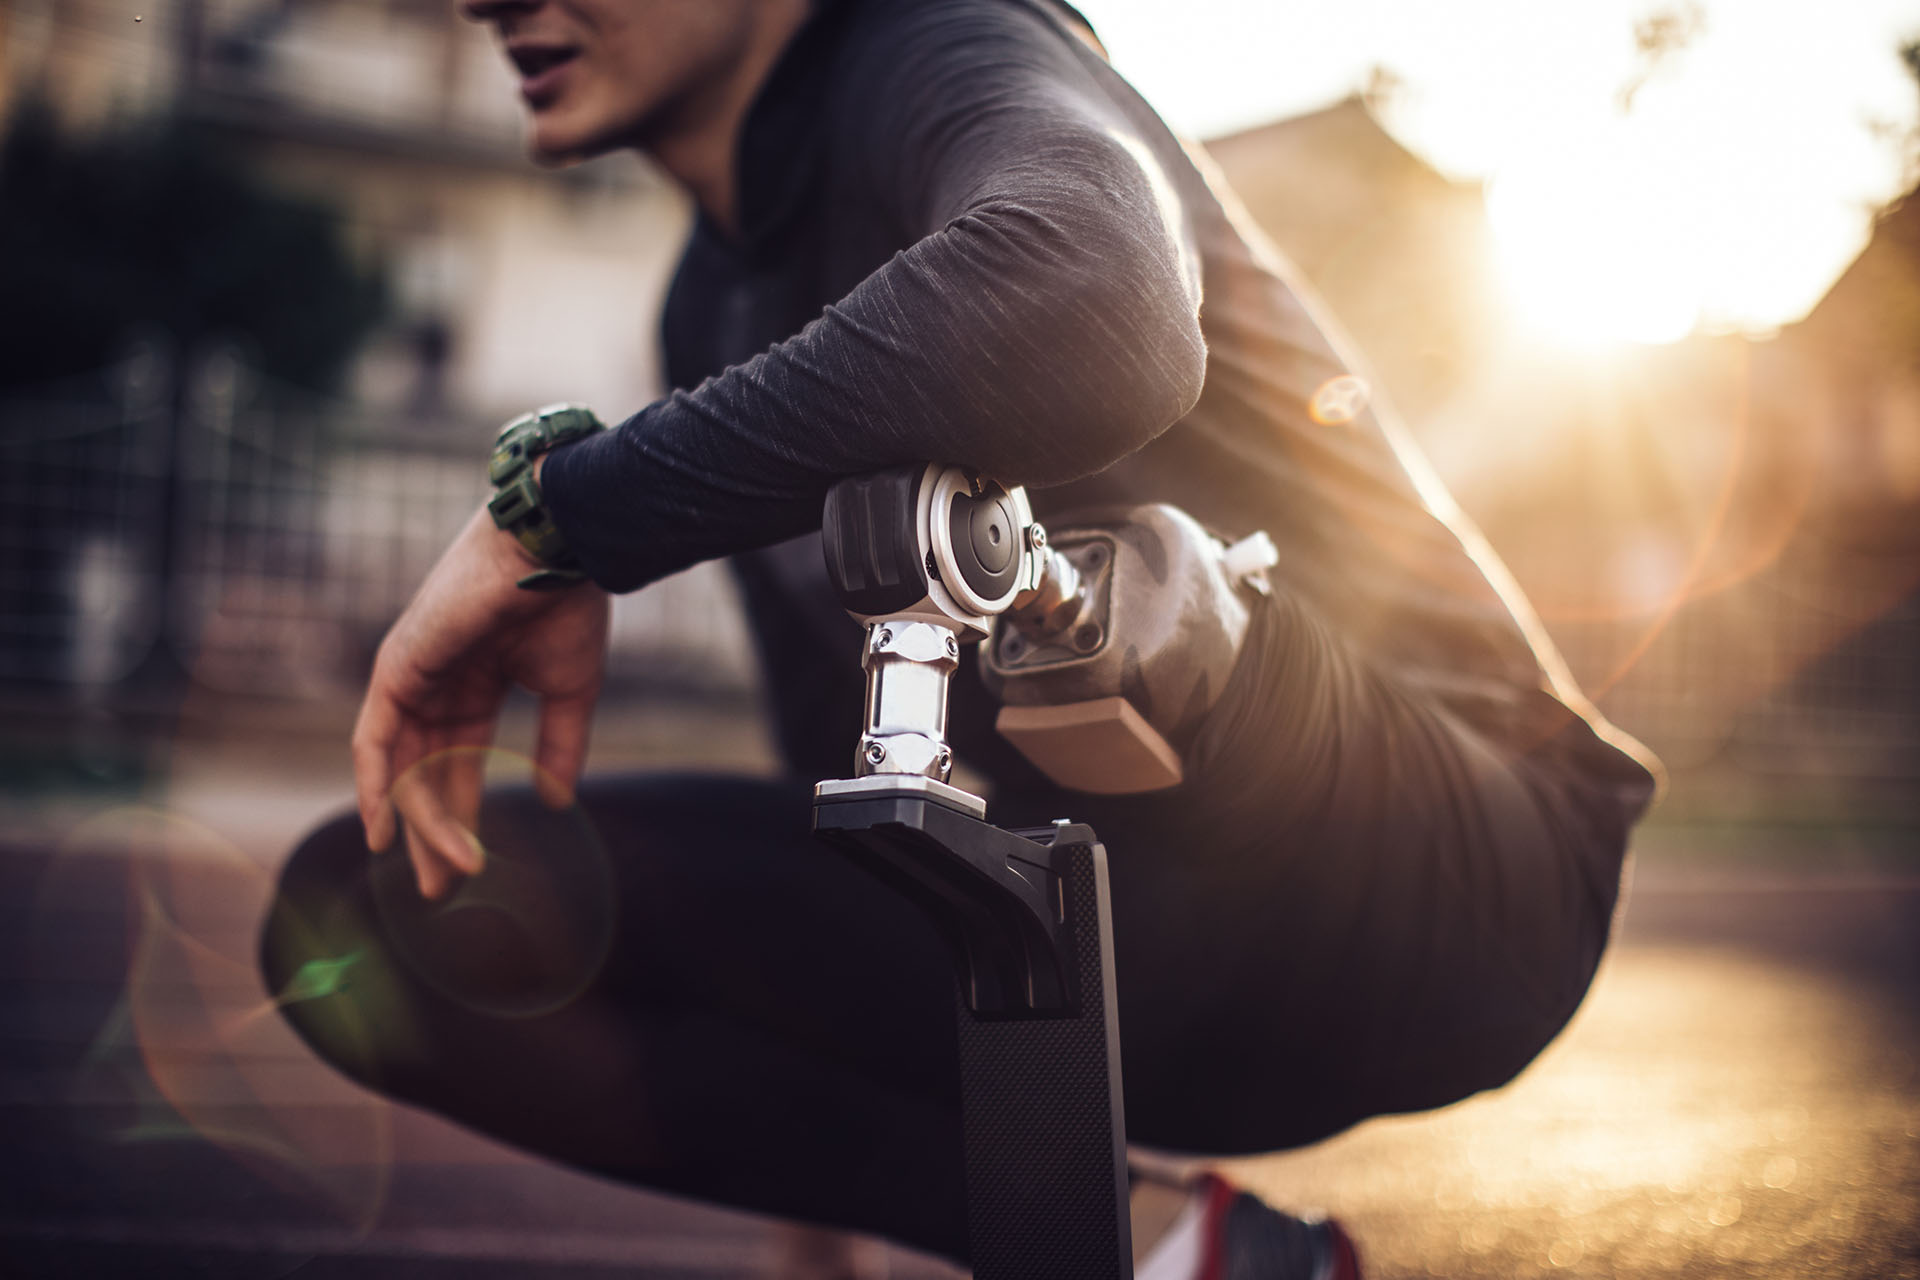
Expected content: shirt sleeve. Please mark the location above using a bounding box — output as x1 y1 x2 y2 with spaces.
540 0 1206 593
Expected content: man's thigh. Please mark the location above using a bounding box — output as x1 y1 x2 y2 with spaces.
262 772 969 1253
1046 592 1635 1155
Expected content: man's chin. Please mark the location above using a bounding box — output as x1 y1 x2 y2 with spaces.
525 137 589 170
527 145 584 171
523 120 613 170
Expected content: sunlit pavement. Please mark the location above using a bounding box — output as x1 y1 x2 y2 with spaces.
2 718 1916 1278
1227 866 1920 1280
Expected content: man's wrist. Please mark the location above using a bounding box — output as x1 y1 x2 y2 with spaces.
495 457 582 579
467 511 593 632
486 404 604 590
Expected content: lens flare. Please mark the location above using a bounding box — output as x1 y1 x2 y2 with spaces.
274 949 366 1007
1310 374 1372 426
372 747 616 1019
35 806 394 1240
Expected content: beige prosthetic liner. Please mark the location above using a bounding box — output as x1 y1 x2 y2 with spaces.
984 505 1277 795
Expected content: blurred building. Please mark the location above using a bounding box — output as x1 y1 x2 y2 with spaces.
1205 94 1505 429
5 2 1916 820
2 0 688 420
0 0 747 700
1209 104 1920 819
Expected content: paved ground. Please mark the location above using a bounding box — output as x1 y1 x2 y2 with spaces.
1226 867 1920 1280
2 705 1916 1278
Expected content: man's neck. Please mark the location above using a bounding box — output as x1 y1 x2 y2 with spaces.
646 0 812 238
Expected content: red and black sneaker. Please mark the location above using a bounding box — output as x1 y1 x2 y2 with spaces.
1197 1173 1361 1280
1137 1172 1360 1280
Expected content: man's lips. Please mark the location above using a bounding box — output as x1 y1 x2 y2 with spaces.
507 43 580 107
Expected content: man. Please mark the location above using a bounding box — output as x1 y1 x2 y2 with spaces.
264 1 1660 1275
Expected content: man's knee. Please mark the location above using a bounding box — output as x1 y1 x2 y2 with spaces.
260 809 365 993
1387 789 1630 1113
259 811 425 1093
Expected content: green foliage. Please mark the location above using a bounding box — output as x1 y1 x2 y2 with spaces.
0 103 387 394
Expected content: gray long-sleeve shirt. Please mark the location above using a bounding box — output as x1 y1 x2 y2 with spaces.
542 0 1657 808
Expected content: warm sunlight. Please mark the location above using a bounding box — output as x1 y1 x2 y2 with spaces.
1483 107 1882 348
1082 0 1919 345
1485 130 1702 347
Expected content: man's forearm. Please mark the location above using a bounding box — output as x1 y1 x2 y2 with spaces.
542 185 1204 592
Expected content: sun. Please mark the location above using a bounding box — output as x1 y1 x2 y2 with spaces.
1484 110 1878 352
1485 131 1705 349
1476 15 1901 354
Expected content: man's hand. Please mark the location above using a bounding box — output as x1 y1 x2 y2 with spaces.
352 504 610 899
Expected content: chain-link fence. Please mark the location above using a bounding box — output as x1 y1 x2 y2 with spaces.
0 357 171 688
4 354 1916 806
0 353 755 701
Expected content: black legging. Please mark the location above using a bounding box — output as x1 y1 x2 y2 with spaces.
262 596 1650 1265
265 774 977 1254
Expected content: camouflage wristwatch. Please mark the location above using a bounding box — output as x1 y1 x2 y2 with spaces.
486 403 605 590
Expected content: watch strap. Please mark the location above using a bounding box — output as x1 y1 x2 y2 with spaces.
487 403 604 586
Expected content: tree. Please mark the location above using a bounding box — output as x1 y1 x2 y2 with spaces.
0 103 386 395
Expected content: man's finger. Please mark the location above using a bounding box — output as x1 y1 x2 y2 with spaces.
351 697 400 853
533 693 595 809
402 820 452 900
392 763 485 885
443 741 487 834
379 719 439 860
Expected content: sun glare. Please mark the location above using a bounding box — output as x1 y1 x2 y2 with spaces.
1486 120 1880 350
1085 0 1920 349
1486 134 1702 348
1475 2 1908 349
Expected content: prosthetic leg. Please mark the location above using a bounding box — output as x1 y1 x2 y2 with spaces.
812 465 1132 1279
811 465 1277 1277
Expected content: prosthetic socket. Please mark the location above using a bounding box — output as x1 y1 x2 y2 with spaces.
820 465 1276 799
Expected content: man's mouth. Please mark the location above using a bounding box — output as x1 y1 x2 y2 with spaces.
507 43 580 105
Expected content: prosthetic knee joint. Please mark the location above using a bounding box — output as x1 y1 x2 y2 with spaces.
818 463 1277 801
